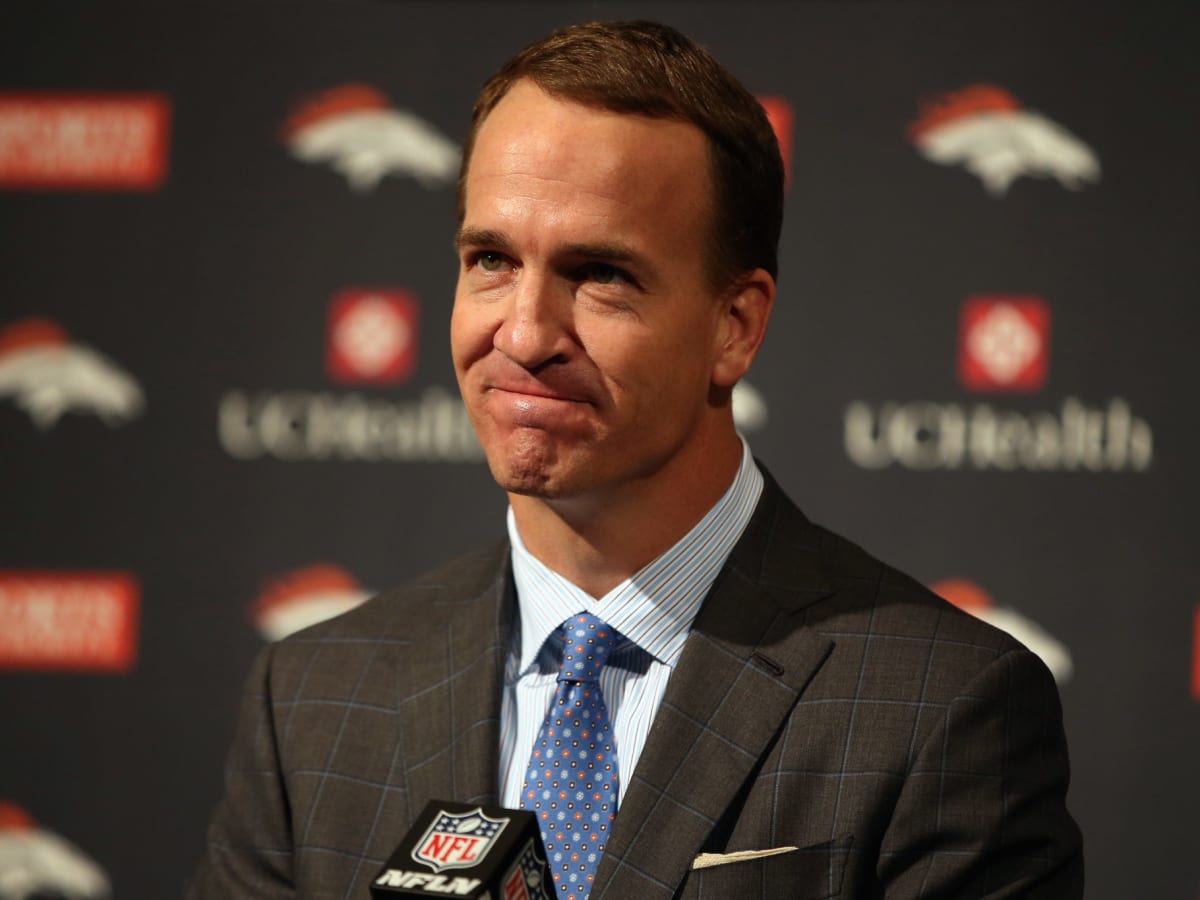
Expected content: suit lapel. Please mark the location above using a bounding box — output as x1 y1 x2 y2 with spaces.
593 472 836 899
395 544 514 814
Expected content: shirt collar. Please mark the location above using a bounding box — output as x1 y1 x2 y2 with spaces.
508 437 764 676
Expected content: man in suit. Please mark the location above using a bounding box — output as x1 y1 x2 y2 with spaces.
189 20 1083 899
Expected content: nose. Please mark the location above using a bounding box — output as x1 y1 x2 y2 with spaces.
493 270 575 370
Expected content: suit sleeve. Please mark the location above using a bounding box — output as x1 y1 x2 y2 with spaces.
878 647 1084 898
186 644 296 899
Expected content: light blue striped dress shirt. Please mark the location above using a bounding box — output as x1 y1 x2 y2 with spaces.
499 439 764 807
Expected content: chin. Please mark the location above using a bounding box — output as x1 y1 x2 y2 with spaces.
480 427 564 493
491 466 553 497
484 441 558 497
487 451 595 501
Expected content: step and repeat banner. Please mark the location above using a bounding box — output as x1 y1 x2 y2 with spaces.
2 3 1196 897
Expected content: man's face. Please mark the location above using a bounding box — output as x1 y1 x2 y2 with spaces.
451 80 738 503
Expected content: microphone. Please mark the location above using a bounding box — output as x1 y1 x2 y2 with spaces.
371 800 554 899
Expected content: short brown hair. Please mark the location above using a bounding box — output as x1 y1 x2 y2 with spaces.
456 20 784 288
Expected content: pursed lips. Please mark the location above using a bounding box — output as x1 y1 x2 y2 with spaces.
486 382 592 405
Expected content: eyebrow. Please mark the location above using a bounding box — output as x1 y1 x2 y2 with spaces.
454 227 512 254
560 241 641 264
455 228 649 273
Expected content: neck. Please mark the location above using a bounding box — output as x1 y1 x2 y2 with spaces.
509 426 744 598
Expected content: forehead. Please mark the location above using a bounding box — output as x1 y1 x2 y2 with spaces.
463 81 711 247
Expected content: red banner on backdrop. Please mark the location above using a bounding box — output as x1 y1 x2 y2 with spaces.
0 93 170 191
0 572 140 672
1193 605 1200 701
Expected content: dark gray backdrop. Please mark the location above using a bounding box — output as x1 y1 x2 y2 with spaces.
1 2 1196 898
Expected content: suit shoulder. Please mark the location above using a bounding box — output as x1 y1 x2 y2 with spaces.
274 540 508 647
799 517 1023 659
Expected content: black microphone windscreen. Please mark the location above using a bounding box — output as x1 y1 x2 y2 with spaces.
371 801 553 899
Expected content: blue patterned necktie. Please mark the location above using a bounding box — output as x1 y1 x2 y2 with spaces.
522 614 620 900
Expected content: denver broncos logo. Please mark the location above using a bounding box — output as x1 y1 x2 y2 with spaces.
283 83 461 192
0 802 111 900
250 564 371 641
909 84 1100 196
731 381 768 432
933 579 1074 683
0 318 144 430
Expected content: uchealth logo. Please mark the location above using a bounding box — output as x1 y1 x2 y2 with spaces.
843 299 1153 473
845 396 1152 473
250 564 371 641
327 289 418 385
0 92 170 192
218 385 484 463
0 318 145 429
0 572 139 673
283 83 460 191
218 280 485 464
909 84 1100 196
0 802 111 900
959 296 1049 393
932 579 1073 684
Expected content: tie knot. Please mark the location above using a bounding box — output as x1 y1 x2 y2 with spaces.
557 613 618 683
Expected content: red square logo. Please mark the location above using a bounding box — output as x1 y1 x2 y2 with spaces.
757 96 793 188
958 295 1050 392
326 289 418 384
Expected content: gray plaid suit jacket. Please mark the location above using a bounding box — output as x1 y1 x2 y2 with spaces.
189 470 1083 899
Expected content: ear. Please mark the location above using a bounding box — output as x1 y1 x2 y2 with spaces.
712 268 775 388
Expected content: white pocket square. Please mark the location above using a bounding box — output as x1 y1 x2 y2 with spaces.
691 846 798 870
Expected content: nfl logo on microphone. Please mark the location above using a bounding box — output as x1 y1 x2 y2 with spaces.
414 809 508 873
